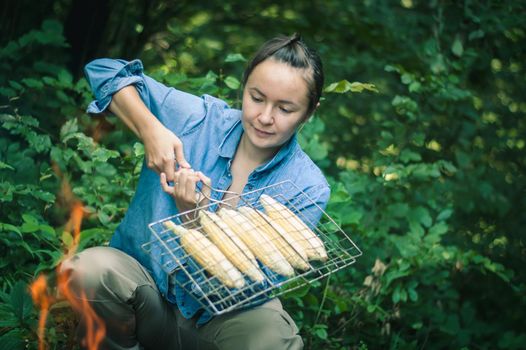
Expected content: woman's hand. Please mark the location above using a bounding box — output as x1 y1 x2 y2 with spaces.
109 86 191 180
160 169 212 221
142 123 191 181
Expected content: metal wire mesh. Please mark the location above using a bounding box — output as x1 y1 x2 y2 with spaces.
142 180 362 315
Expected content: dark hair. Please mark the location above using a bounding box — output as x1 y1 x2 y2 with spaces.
243 33 324 116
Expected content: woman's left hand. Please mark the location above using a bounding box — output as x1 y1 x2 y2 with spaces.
160 168 212 220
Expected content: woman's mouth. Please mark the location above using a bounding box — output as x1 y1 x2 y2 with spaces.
253 126 274 138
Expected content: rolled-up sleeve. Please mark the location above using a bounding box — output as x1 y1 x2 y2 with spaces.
84 58 208 137
85 59 153 114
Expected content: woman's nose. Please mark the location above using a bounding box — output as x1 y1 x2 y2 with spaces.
258 105 274 124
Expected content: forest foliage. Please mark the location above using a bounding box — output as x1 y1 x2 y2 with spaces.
0 1 525 349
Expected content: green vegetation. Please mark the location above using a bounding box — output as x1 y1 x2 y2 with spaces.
1 1 525 349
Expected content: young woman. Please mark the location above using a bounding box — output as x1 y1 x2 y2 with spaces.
62 34 330 350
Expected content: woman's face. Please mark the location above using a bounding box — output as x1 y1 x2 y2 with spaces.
241 58 311 153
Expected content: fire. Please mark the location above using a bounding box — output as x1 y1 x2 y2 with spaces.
29 275 51 350
57 269 106 350
30 174 106 349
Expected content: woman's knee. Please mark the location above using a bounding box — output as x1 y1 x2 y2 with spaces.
212 306 303 350
59 246 151 302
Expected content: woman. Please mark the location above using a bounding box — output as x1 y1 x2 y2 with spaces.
62 34 330 350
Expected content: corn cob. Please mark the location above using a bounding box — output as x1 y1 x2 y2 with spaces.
260 194 328 262
218 208 294 277
198 211 265 283
163 221 245 289
238 207 310 271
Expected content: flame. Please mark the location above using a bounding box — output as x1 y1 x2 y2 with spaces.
30 173 105 349
29 275 51 350
57 270 106 349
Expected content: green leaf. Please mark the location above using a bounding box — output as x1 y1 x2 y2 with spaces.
21 78 44 89
408 288 418 302
31 190 55 203
0 329 25 350
392 286 401 303
22 213 38 225
42 19 63 34
224 53 247 62
133 142 145 158
409 206 432 228
325 80 379 94
389 203 409 217
281 279 311 299
401 73 413 84
26 132 51 153
468 30 485 40
224 76 241 90
313 324 328 340
10 281 34 323
57 69 73 85
437 209 453 221
92 148 119 163
0 161 15 171
451 38 464 57
400 149 422 163
0 223 21 236
8 80 23 91
60 118 78 140
429 222 448 236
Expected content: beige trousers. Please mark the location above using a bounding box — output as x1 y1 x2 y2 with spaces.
60 246 303 350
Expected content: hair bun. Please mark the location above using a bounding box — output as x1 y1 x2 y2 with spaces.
287 32 301 45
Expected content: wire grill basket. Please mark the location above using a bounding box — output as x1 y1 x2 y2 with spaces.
142 180 361 315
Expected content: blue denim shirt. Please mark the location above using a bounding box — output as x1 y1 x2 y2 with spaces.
84 58 330 325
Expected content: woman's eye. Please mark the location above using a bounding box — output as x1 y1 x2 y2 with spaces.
251 95 263 103
279 106 292 114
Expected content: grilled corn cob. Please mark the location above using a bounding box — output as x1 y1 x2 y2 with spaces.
260 194 328 262
199 211 265 283
218 208 294 277
238 207 310 271
163 221 245 289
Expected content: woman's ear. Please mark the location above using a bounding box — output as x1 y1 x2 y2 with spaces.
303 102 321 122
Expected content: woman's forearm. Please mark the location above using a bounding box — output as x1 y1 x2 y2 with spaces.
108 85 191 174
108 85 163 140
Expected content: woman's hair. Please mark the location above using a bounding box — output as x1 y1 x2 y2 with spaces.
243 33 324 116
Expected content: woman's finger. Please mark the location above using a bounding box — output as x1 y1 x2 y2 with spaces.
160 172 174 195
175 169 188 198
162 154 176 182
183 170 198 201
174 140 191 169
195 171 212 206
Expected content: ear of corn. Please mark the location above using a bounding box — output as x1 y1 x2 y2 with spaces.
260 194 328 262
163 221 245 289
218 208 295 277
238 207 310 271
199 211 265 283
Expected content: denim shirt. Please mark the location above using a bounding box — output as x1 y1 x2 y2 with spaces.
84 58 330 325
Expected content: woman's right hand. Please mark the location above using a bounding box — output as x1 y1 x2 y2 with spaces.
160 169 212 221
141 123 191 181
108 86 191 180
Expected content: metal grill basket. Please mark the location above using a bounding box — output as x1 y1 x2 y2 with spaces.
142 180 362 316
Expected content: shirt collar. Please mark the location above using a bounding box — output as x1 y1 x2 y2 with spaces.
217 120 299 174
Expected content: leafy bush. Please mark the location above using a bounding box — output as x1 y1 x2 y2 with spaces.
1 1 525 348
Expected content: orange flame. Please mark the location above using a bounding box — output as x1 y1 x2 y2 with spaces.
30 174 106 349
57 269 106 349
29 275 51 350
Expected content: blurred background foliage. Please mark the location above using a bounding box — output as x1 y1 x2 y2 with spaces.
0 0 525 349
